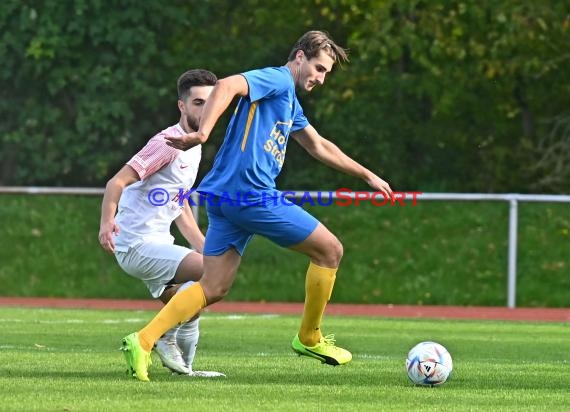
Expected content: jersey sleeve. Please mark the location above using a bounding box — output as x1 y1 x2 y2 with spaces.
291 96 309 132
127 137 178 180
242 67 291 102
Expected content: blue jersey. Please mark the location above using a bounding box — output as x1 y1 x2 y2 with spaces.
198 66 309 199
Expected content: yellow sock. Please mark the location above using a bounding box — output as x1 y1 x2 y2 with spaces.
138 282 207 352
298 262 337 347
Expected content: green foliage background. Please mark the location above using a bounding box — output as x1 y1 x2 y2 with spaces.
2 0 570 192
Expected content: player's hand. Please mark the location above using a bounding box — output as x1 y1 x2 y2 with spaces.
365 173 393 197
98 221 119 254
165 131 206 150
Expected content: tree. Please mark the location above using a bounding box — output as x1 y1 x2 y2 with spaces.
299 0 570 192
2 0 569 193
0 0 184 185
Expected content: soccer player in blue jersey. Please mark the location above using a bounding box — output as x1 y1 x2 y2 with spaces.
120 30 392 381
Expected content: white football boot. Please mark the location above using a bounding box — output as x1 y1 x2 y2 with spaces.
176 318 226 378
154 328 190 375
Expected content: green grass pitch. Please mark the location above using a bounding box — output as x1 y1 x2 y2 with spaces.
0 307 568 411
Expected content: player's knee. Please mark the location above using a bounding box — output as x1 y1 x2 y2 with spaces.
328 238 343 267
212 284 231 302
316 236 343 267
201 282 230 304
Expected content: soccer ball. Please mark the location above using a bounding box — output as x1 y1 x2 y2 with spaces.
405 341 453 386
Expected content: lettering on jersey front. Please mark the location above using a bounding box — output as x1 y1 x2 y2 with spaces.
264 120 292 168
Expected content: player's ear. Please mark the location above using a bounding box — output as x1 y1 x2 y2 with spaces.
296 50 305 63
177 99 185 112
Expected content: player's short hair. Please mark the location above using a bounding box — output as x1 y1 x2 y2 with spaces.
287 30 349 64
177 69 217 101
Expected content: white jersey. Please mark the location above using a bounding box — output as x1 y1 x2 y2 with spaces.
114 124 201 252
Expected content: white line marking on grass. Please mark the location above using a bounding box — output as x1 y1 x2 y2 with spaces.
355 353 393 360
102 318 148 324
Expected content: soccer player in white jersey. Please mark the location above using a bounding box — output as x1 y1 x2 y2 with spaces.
98 69 224 379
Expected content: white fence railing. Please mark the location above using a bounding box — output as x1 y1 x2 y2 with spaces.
2 187 569 308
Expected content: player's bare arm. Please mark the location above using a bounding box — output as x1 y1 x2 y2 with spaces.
165 75 249 150
291 125 392 196
174 198 205 254
98 165 140 253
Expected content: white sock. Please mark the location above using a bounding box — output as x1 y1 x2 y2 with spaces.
159 324 178 344
176 317 200 371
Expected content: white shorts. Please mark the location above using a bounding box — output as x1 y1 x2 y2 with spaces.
115 242 193 298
